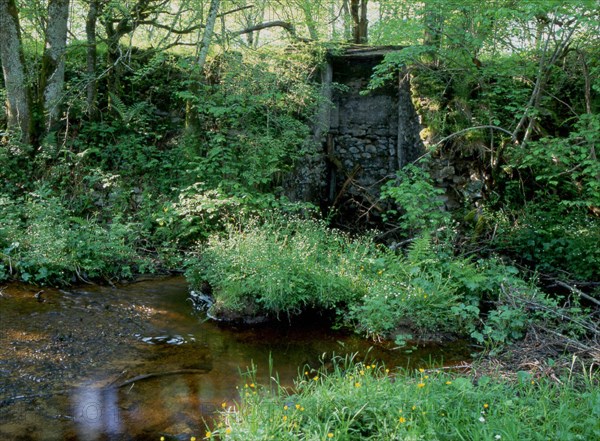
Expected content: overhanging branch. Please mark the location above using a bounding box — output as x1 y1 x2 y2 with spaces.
231 20 311 42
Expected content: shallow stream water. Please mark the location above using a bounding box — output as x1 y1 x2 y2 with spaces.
0 277 472 440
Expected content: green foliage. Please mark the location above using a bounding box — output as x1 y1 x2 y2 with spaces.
180 48 321 193
381 164 450 235
491 203 600 281
348 235 495 340
188 218 554 347
212 356 599 441
506 114 600 209
186 215 376 317
0 190 151 285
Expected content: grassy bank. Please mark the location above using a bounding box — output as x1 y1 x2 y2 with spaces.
206 355 599 441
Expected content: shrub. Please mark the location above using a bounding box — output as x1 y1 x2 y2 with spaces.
491 203 600 281
186 215 377 318
380 164 450 235
347 235 488 339
0 191 147 285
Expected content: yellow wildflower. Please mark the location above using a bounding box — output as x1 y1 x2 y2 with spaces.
417 383 426 388
283 415 288 422
284 405 289 410
205 432 211 439
399 417 406 423
483 403 489 409
327 433 334 438
445 381 452 385
221 402 227 408
295 404 301 410
354 382 361 388
418 368 425 373
225 428 232 435
313 376 319 381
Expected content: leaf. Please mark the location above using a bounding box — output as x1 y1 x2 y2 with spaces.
451 377 474 391
517 371 532 383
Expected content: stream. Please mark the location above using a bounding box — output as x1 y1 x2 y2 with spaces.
0 277 472 440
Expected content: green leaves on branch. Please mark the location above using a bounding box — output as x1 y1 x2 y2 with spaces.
381 164 449 235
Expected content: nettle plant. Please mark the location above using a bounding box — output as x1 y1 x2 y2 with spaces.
380 164 450 236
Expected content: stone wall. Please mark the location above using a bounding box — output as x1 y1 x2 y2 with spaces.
285 47 424 225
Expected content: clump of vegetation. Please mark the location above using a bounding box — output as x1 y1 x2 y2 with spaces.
186 216 377 318
0 191 151 285
187 213 594 352
207 355 599 440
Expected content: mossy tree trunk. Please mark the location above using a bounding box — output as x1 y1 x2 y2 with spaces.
39 0 70 133
86 0 101 120
186 0 220 132
350 0 368 44
0 0 33 143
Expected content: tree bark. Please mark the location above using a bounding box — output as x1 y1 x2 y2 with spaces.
196 0 220 73
86 0 100 120
40 0 70 132
0 0 33 143
350 0 368 44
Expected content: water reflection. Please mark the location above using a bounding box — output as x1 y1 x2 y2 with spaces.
72 386 122 440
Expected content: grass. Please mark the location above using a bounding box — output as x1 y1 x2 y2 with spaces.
204 355 599 441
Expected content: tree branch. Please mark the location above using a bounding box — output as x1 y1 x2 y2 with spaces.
231 20 310 42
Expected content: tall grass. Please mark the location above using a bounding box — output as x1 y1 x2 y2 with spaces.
207 355 599 441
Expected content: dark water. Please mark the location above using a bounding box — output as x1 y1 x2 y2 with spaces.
0 277 472 440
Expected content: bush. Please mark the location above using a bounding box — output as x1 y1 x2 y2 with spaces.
0 191 148 285
186 215 377 318
187 216 548 348
491 203 600 281
380 164 450 235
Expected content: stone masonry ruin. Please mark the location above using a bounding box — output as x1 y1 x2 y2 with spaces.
286 46 424 227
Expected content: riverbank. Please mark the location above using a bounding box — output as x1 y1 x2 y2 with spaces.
1 277 476 440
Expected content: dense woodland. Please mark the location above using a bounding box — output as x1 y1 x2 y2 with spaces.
1 0 599 348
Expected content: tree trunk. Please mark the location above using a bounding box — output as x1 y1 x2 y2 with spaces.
40 0 70 132
186 0 220 132
350 0 368 44
0 0 33 143
423 6 443 67
197 0 220 73
299 3 319 40
86 0 100 119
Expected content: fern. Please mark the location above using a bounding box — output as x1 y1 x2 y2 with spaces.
108 92 152 125
406 233 436 266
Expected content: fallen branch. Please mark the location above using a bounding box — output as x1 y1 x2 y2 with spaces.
553 280 600 307
113 368 211 389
